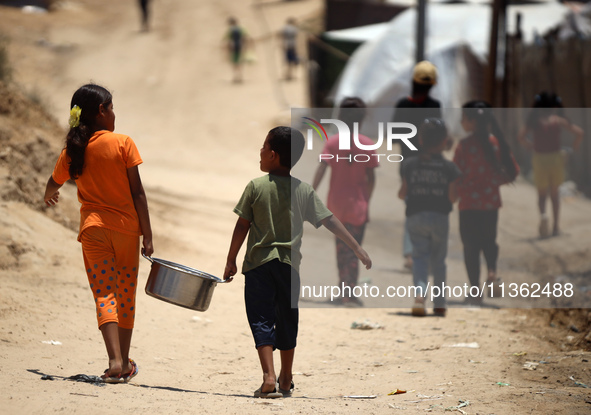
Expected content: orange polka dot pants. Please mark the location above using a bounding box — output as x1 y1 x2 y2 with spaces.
80 227 140 330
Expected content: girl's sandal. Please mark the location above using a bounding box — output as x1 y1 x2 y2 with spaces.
121 358 139 383
101 369 124 384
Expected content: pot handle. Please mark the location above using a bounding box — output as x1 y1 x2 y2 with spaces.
141 251 153 263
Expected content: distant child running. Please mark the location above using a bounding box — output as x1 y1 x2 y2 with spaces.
517 92 584 238
398 118 460 317
44 84 154 383
223 126 372 398
137 0 151 32
453 101 519 305
226 17 250 83
279 17 299 80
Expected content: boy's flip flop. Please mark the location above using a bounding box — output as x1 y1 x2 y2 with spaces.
278 381 295 397
254 383 283 399
122 358 139 383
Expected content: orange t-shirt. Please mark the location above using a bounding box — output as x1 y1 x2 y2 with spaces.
52 130 143 241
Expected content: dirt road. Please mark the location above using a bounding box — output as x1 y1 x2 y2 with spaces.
1 1 590 413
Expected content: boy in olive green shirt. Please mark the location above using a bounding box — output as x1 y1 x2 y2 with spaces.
223 126 372 398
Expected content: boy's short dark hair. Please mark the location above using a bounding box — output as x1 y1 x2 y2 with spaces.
419 118 447 149
339 97 366 126
268 126 305 169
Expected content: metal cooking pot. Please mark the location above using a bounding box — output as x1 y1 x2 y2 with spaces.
143 253 228 312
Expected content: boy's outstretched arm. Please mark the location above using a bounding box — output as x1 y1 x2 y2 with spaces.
320 215 372 269
223 217 251 281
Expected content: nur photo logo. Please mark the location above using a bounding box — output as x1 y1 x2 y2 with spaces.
301 116 419 163
302 117 328 144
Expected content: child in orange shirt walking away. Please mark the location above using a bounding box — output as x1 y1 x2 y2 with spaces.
44 84 154 383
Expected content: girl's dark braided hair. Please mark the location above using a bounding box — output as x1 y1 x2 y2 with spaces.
462 101 518 182
66 84 112 179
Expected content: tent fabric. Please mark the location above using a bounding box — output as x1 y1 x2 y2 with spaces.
557 2 591 39
331 1 570 112
323 22 389 43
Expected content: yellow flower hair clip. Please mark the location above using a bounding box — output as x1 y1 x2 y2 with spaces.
69 105 82 128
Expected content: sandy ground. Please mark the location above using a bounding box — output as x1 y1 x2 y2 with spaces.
1 0 591 414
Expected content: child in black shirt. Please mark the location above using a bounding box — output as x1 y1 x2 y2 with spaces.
398 118 461 317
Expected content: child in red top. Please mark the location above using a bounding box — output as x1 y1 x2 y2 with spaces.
44 84 154 383
453 101 519 304
312 98 378 306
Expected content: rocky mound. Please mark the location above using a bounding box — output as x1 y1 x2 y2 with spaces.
0 80 78 229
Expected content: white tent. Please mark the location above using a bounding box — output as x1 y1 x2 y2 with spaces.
324 22 390 44
330 1 571 112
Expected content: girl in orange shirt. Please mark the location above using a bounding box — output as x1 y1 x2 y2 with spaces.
44 84 154 383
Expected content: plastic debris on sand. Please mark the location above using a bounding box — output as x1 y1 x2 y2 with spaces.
351 319 384 330
444 342 479 348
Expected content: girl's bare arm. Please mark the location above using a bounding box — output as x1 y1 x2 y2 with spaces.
566 122 584 150
553 116 584 150
44 176 63 206
127 165 154 257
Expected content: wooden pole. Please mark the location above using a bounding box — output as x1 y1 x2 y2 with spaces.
500 0 508 108
486 0 501 105
416 0 426 63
